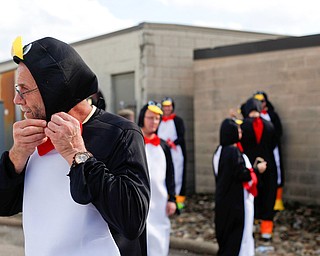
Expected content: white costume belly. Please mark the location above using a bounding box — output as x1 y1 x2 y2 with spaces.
158 120 184 194
239 154 255 256
23 149 120 256
261 112 282 185
145 144 170 256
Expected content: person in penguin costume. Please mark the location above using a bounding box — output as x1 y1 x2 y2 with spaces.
240 98 278 241
138 101 177 256
157 97 187 211
0 36 150 256
253 91 285 212
213 118 266 255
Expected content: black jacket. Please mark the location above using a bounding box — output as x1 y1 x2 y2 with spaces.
0 109 150 256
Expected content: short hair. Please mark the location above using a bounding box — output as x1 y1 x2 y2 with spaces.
118 109 135 121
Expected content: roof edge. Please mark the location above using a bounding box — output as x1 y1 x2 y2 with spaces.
194 34 320 60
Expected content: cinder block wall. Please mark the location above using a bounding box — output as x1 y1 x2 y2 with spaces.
194 46 320 205
138 23 281 194
0 23 283 195
73 23 281 195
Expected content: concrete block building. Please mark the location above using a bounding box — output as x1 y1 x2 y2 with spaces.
0 22 285 194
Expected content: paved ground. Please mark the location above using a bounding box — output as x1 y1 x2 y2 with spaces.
0 225 24 256
0 223 206 256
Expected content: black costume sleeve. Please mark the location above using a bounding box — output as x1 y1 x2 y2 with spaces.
269 110 283 141
68 128 150 241
0 151 25 216
173 116 185 146
235 149 252 182
160 140 176 202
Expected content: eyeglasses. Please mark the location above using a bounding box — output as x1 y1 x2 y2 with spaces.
148 100 162 109
15 84 39 100
144 116 161 122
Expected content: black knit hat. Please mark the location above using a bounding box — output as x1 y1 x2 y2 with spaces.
13 37 98 121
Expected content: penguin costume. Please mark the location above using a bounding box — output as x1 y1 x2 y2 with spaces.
0 37 150 256
254 91 285 211
157 97 187 209
240 98 277 240
138 102 176 256
213 118 254 256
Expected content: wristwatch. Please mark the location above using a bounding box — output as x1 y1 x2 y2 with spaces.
72 152 93 166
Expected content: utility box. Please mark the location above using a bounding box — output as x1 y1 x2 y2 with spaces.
0 101 4 153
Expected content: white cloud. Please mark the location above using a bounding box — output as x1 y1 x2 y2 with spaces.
2 0 320 62
0 0 134 62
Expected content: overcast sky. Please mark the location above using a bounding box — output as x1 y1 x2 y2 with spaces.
1 0 319 62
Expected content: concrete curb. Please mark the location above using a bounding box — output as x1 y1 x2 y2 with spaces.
170 237 218 255
0 215 218 255
0 215 22 227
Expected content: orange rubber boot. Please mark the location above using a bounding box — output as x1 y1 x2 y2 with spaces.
260 220 273 241
274 187 285 211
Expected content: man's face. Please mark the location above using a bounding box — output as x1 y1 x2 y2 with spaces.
260 99 267 109
14 62 46 120
162 104 173 116
142 109 161 135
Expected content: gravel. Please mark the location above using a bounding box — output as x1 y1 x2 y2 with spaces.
170 193 320 256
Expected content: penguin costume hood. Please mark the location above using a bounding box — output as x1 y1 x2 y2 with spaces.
138 101 163 127
219 118 239 146
161 97 175 111
244 98 262 116
12 36 98 121
253 90 275 111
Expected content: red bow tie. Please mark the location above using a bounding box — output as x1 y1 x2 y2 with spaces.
37 138 55 156
144 134 160 146
161 113 176 122
37 122 83 156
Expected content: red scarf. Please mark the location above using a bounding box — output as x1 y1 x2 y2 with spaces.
243 169 258 197
37 123 83 156
236 142 243 153
144 134 160 146
253 117 264 144
261 109 267 114
161 113 176 122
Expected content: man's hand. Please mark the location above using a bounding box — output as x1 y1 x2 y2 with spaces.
166 201 177 216
166 139 177 150
45 112 86 165
9 119 47 173
257 161 267 174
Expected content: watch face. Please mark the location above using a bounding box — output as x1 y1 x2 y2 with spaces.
75 153 90 164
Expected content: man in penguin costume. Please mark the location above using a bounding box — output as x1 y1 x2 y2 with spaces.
240 98 278 241
253 91 285 212
138 101 176 256
157 97 187 210
0 37 150 256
